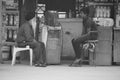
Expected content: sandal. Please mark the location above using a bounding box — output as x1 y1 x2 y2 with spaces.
69 59 82 67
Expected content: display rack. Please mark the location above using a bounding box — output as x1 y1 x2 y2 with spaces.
0 0 19 61
93 1 114 19
1 0 19 45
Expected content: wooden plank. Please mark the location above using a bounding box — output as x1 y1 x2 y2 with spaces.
114 30 120 42
113 41 120 62
46 38 61 64
113 30 120 62
95 40 112 65
97 26 112 41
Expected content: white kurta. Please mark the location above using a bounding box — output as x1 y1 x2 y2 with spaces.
41 24 48 47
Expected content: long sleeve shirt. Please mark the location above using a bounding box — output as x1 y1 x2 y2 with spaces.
81 16 98 40
82 16 97 35
16 22 34 43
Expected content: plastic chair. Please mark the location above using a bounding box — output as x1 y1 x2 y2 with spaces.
11 45 33 66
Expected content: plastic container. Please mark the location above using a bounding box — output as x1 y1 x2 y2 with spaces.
46 28 62 64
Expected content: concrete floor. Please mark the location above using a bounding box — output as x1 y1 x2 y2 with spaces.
0 61 120 80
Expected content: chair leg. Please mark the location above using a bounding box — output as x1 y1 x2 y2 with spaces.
11 50 17 66
93 48 96 66
30 49 33 66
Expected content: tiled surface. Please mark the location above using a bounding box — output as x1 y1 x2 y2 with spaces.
0 61 120 80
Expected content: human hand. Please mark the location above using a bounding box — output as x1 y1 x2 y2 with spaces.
33 39 37 43
73 35 79 40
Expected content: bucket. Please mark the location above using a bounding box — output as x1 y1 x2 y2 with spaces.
46 38 61 64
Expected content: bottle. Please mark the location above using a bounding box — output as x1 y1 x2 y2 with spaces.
9 14 13 26
13 14 15 26
108 7 111 18
103 6 106 18
15 15 19 26
96 6 100 17
76 10 79 18
99 6 103 18
5 14 9 26
101 6 104 18
7 14 10 26
13 30 17 41
106 7 110 18
9 29 12 41
116 14 120 27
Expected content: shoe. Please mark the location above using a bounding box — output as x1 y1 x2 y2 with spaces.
70 63 81 67
34 64 40 67
69 59 82 67
34 63 47 67
41 63 47 67
33 61 37 65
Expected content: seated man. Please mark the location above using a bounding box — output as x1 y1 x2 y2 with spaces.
70 7 98 66
16 12 46 67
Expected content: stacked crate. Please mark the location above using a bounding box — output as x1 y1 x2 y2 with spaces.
113 1 120 63
95 26 112 65
113 29 120 62
0 0 19 61
46 27 62 64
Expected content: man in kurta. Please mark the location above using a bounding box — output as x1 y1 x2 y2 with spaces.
16 12 46 67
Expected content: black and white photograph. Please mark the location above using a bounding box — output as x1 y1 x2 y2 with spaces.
0 0 120 80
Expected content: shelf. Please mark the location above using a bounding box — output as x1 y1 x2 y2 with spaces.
93 2 114 6
114 27 120 30
4 26 18 30
2 11 19 14
0 0 19 49
1 42 15 46
58 18 83 22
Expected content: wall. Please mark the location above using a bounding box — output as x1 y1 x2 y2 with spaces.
113 30 120 62
95 27 113 65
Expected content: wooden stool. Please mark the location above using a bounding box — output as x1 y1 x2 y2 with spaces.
81 40 98 66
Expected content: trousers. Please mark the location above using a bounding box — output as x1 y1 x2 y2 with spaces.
72 32 98 59
17 41 46 64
